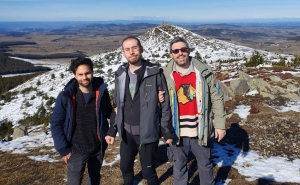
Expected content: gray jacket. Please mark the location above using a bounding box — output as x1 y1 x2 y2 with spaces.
107 60 174 144
163 57 226 146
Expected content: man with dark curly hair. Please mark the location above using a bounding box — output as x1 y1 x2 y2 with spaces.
51 57 112 185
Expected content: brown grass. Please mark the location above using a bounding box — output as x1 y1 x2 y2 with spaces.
2 92 300 185
0 150 66 185
1 143 299 185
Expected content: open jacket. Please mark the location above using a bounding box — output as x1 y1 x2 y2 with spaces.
50 77 112 156
107 60 174 144
163 57 226 146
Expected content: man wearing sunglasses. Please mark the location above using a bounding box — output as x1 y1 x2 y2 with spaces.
105 36 174 185
163 37 226 185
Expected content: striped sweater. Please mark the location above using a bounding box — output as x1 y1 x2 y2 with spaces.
173 72 198 137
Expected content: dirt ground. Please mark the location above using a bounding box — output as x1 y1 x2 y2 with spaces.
1 92 300 185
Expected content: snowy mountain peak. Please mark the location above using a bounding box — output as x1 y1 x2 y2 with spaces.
0 24 296 126
140 24 206 48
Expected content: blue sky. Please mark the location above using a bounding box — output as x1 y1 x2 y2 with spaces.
0 0 299 22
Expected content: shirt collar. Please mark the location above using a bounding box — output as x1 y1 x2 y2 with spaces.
172 60 195 76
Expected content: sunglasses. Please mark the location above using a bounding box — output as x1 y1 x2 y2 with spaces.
171 47 189 54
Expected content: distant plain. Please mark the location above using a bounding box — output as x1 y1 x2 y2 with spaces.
0 22 299 63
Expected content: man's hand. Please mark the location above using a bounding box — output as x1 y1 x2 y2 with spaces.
158 91 165 103
63 152 71 165
114 107 117 114
105 136 115 145
215 129 226 142
165 139 173 144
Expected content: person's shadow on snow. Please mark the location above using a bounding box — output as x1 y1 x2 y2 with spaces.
133 123 249 185
212 123 249 184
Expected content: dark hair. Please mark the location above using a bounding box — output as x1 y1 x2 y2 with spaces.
169 37 189 52
122 36 142 49
69 57 93 74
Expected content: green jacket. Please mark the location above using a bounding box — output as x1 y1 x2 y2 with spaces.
163 57 226 146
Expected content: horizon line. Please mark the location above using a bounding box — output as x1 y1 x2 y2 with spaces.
1 17 300 23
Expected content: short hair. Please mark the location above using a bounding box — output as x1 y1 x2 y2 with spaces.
122 36 142 49
169 37 189 52
69 57 93 74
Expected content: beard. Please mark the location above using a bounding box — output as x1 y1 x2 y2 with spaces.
174 56 189 67
78 77 93 88
126 54 142 65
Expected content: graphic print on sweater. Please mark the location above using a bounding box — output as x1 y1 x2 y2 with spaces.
177 84 196 104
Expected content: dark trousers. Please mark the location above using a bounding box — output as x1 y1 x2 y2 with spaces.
67 149 104 185
120 130 159 185
173 137 214 185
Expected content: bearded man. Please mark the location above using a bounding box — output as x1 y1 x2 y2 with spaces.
51 57 112 185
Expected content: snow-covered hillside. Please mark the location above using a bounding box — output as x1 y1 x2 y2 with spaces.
90 24 294 88
0 24 295 126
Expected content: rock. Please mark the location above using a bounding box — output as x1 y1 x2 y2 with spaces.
260 92 275 99
294 74 300 78
269 75 282 82
248 78 272 94
233 80 250 95
287 84 299 93
281 92 300 100
28 131 46 136
2 135 12 141
230 79 241 90
13 126 28 140
272 85 286 94
238 70 251 81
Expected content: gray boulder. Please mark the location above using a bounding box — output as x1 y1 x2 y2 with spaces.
269 75 282 82
234 80 250 95
238 70 251 81
287 84 299 93
13 126 28 140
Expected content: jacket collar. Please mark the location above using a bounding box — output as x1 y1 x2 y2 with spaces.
115 59 160 78
63 77 106 98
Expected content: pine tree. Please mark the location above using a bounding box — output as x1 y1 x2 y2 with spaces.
195 51 202 60
245 51 265 67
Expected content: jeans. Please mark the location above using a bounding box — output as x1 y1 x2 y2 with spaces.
172 137 214 185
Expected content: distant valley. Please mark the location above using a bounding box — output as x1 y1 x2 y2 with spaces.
0 22 299 64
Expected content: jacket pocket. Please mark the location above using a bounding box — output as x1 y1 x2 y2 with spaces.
64 117 70 138
144 86 154 100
